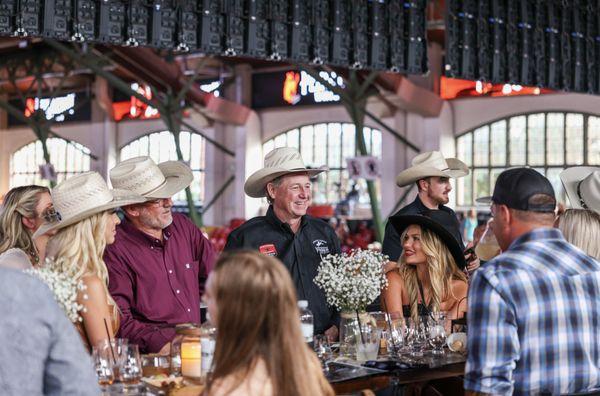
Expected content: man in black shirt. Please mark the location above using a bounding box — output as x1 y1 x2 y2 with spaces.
225 147 341 340
383 151 478 270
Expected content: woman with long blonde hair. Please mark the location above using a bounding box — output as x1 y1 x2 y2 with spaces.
0 185 53 268
557 209 600 260
382 210 468 321
36 172 144 350
203 251 334 396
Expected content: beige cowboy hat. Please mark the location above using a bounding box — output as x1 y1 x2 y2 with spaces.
560 166 600 213
109 156 193 199
395 151 469 187
33 171 145 238
244 147 328 198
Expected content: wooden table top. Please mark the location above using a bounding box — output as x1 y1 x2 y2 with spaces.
329 349 466 395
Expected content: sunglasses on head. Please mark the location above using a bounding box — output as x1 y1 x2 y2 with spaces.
42 207 61 223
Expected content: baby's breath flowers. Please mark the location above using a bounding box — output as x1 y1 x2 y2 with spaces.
314 249 388 312
25 259 87 323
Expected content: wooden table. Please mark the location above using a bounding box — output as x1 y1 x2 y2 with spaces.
330 355 466 395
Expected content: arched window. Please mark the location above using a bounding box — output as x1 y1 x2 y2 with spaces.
120 131 206 204
263 123 382 205
10 138 91 187
455 112 600 206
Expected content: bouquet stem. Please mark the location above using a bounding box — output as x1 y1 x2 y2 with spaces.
356 310 366 345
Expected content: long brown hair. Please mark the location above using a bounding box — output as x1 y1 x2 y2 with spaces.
206 251 333 396
0 185 50 261
399 225 467 321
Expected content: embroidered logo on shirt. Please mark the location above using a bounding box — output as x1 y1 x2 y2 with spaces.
313 239 330 255
259 244 278 257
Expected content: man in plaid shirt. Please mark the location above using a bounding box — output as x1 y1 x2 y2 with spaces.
465 168 600 395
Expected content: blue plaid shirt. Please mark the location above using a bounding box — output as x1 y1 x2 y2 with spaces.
465 228 600 395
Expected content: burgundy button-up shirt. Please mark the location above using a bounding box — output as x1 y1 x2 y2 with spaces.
104 213 216 353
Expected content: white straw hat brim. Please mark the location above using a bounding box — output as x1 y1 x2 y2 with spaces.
143 161 194 199
33 189 146 238
244 166 328 198
560 166 600 210
395 158 469 187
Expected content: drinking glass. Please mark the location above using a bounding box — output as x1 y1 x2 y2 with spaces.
428 322 447 355
475 219 502 261
118 344 143 384
406 317 427 357
355 325 381 362
313 335 333 370
369 311 391 355
92 347 115 386
95 338 128 361
382 312 404 357
141 354 171 377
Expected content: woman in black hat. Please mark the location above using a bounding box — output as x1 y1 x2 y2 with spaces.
382 210 468 322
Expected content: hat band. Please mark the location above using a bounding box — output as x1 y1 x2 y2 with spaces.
577 180 589 209
143 176 170 196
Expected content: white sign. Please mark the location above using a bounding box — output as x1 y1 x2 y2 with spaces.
298 70 343 103
25 94 76 121
346 156 381 180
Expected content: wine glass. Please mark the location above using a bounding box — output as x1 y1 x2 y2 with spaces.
313 335 332 371
428 322 447 355
383 312 404 357
406 318 427 357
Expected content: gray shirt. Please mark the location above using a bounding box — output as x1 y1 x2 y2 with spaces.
0 267 99 395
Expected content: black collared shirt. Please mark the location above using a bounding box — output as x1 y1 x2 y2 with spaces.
224 206 341 334
382 196 463 262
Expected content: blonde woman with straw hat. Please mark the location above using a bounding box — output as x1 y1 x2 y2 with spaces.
35 172 145 351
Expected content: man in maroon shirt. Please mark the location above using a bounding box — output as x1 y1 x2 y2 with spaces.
104 157 216 353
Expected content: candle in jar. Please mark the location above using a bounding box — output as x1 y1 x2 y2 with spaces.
181 341 201 378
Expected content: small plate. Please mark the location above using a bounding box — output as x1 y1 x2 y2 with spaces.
447 332 467 353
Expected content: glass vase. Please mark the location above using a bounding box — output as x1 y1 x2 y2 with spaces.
339 311 373 358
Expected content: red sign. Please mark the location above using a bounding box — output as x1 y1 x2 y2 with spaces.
112 84 161 122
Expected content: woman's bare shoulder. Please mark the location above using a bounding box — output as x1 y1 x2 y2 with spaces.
81 274 105 292
79 275 109 305
207 361 272 396
451 278 468 297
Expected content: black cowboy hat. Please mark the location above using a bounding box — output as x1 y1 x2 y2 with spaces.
389 210 466 270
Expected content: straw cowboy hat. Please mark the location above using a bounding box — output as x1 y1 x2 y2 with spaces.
560 166 600 213
244 147 328 198
109 156 193 199
34 172 145 238
395 151 469 187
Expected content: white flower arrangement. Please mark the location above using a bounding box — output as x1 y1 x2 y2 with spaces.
314 249 389 312
25 259 87 323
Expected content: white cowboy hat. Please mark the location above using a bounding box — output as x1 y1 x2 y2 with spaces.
33 172 145 238
109 156 193 199
244 147 328 198
560 166 600 213
395 151 469 187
